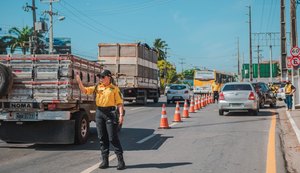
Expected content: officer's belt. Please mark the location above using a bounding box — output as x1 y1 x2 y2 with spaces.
97 106 115 111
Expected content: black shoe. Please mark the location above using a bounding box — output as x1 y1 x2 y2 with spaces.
117 155 126 170
99 158 109 169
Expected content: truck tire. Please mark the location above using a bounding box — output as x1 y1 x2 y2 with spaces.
0 63 13 97
153 97 159 103
73 111 90 144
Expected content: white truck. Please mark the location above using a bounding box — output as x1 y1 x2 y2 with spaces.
0 54 101 144
98 43 160 105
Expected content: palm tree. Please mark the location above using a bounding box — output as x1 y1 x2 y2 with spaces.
0 37 8 54
5 26 33 55
153 38 168 60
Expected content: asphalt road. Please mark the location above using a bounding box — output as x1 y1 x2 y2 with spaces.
0 96 287 173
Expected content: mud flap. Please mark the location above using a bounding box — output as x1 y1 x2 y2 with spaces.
0 120 75 144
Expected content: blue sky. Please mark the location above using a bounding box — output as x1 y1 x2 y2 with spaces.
1 0 299 73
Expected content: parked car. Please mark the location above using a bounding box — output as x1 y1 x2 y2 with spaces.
251 82 277 108
218 82 259 116
166 84 193 104
273 82 286 101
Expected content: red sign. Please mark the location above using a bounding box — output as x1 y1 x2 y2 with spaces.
287 56 292 68
291 56 300 67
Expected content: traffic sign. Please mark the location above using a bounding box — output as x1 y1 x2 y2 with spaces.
290 47 300 56
287 56 292 68
291 56 300 67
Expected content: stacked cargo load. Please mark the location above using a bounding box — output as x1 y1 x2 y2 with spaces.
98 43 160 104
0 54 101 144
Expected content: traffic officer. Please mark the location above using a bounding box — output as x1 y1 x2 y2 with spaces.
211 80 221 103
76 69 126 170
284 80 296 111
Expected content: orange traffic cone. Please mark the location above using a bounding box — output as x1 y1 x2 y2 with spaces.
194 96 199 111
173 102 182 122
189 96 195 113
159 104 170 129
201 96 204 107
197 95 201 109
182 99 190 118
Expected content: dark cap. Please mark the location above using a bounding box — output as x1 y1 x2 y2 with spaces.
97 70 112 78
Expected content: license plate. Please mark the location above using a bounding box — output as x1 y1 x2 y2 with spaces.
14 112 37 120
230 103 243 107
10 102 33 109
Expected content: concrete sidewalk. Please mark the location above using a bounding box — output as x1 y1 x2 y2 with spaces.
278 105 300 173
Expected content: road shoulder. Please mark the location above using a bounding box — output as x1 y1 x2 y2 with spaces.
277 106 300 173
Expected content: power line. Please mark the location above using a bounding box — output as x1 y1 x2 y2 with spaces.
57 3 136 42
81 0 173 16
61 0 141 41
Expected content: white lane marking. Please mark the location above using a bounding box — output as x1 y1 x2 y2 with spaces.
170 122 178 127
286 111 300 144
80 155 116 173
128 107 146 111
137 134 156 144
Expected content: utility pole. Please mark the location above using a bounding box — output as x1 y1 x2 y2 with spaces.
242 52 245 81
255 45 262 81
164 47 169 88
237 37 241 80
290 0 298 110
179 58 185 74
247 6 253 82
42 0 59 54
280 0 287 81
23 0 37 54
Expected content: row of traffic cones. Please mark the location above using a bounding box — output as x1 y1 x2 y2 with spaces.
159 94 214 129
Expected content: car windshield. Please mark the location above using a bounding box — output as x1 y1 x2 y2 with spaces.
223 84 252 91
170 85 187 90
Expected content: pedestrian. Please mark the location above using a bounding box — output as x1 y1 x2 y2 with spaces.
76 69 126 170
211 80 221 103
284 80 296 111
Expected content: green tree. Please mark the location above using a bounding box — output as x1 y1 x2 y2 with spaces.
157 60 177 89
153 38 168 60
182 69 195 79
5 26 32 55
0 37 8 54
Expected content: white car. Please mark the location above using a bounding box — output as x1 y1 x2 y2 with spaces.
166 84 193 104
275 83 286 101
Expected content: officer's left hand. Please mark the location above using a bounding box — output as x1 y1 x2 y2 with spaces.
118 115 124 125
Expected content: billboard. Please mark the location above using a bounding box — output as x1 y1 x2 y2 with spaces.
45 37 71 54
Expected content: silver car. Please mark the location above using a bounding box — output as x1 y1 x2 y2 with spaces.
218 82 259 116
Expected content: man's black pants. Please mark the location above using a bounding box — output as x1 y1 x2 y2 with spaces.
213 91 219 103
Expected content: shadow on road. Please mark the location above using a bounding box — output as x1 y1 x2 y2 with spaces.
0 127 172 152
123 162 192 169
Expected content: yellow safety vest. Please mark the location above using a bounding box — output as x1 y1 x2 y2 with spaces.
84 83 123 107
212 83 220 92
284 84 293 94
